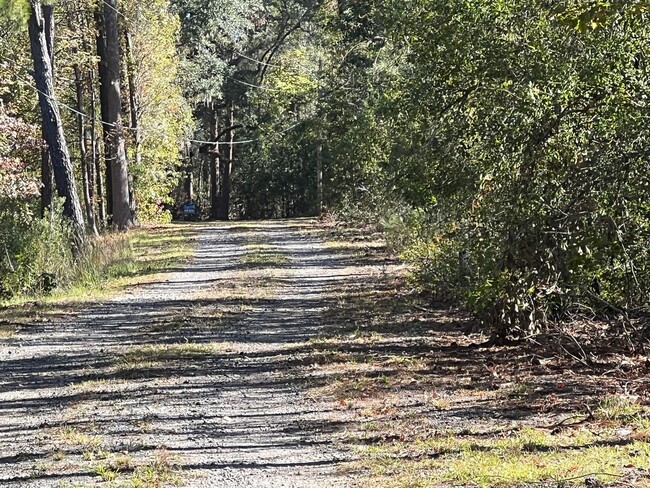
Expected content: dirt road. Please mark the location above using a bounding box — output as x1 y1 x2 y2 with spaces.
0 220 371 487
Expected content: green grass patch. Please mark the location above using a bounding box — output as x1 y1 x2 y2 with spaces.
240 243 288 267
115 342 219 370
357 425 650 487
54 426 105 452
0 224 197 322
129 449 183 487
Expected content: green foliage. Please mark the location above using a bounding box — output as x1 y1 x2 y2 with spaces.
311 0 650 339
0 0 29 23
0 201 74 298
125 0 193 222
556 0 650 32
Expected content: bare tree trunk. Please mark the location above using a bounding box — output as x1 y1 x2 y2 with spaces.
39 3 54 217
216 102 234 221
74 65 99 236
89 70 106 225
96 10 112 220
84 127 97 224
124 29 140 223
29 1 86 250
316 142 323 216
316 58 323 217
209 108 220 220
96 0 134 230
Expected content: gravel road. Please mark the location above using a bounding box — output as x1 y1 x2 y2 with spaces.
0 220 359 487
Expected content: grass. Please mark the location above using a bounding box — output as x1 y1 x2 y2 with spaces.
56 449 182 488
359 424 650 487
0 224 197 325
129 449 182 487
115 342 219 370
240 243 288 267
54 426 105 452
0 323 15 338
50 427 182 487
595 394 645 421
59 224 197 301
301 219 650 488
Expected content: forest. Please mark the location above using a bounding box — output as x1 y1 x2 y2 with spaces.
1 1 650 486
2 0 650 342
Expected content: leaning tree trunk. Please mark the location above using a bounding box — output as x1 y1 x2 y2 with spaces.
28 1 86 249
97 2 134 229
39 3 54 217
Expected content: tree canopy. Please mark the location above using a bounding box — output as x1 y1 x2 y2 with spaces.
1 0 649 341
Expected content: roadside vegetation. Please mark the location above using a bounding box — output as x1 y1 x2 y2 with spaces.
1 0 650 486
304 221 650 488
0 224 196 325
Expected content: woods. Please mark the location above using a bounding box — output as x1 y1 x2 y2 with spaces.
1 0 650 343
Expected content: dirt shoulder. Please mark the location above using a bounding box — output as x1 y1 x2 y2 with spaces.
304 220 650 488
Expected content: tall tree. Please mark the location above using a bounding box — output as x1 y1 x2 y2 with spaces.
28 0 86 248
38 2 52 217
96 0 134 229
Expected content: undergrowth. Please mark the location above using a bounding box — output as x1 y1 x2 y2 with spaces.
0 223 195 308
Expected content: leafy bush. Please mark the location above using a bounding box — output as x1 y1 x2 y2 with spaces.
331 0 650 341
0 202 74 298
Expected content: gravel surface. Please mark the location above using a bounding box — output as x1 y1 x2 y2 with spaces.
0 221 359 487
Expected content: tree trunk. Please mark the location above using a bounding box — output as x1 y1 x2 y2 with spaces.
124 29 139 223
40 142 53 216
28 1 86 249
316 58 324 217
216 102 234 221
39 3 54 217
209 108 220 220
89 68 106 225
316 142 323 216
74 65 99 236
96 0 134 230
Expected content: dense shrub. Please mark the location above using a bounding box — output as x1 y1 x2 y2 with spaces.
325 1 650 339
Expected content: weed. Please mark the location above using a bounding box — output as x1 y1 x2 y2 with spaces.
116 343 218 370
56 426 104 452
130 449 182 487
95 464 119 482
595 394 644 421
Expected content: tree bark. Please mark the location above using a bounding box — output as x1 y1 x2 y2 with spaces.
29 1 86 249
96 0 134 230
96 10 113 219
39 3 54 217
124 28 139 222
214 102 234 221
316 142 323 216
216 102 235 221
209 107 220 220
74 65 99 236
89 67 106 225
316 58 323 217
